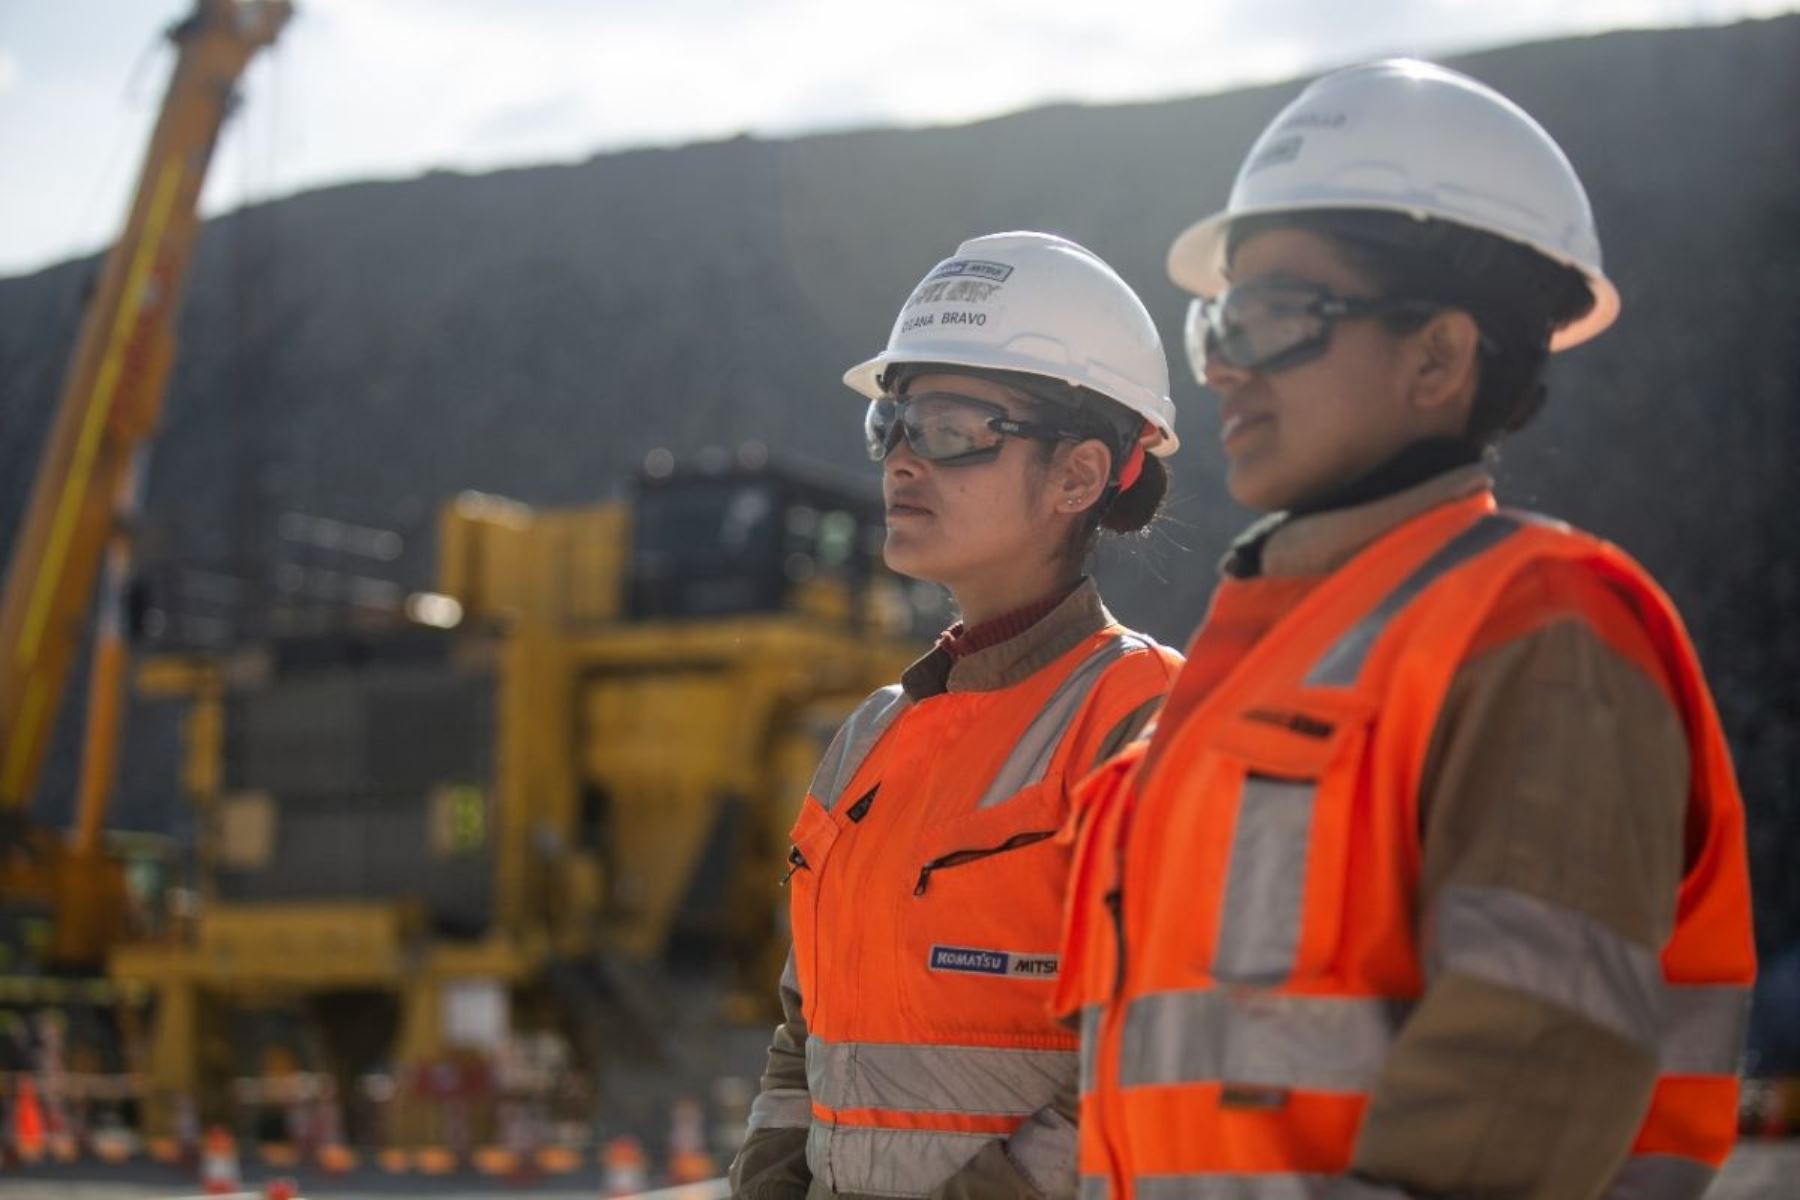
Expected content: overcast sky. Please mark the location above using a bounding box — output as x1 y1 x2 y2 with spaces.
0 0 1792 277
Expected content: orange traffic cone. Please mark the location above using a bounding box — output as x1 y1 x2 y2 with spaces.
316 1141 358 1173
264 1177 299 1200
601 1134 649 1196
200 1126 241 1195
11 1077 46 1164
535 1143 582 1174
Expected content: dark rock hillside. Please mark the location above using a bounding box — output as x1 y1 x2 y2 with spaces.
2 17 1797 950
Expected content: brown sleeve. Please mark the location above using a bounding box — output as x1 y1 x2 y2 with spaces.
1350 579 1689 1199
730 948 813 1199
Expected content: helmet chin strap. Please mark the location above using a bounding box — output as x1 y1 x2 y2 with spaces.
1113 430 1149 493
1108 422 1152 496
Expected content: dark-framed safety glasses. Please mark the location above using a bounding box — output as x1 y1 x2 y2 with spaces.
1182 278 1443 379
865 391 1083 466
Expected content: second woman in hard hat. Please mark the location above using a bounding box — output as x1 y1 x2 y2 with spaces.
1056 60 1754 1200
730 231 1184 1200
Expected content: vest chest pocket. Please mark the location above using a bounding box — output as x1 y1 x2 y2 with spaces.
785 794 843 1010
1201 696 1375 986
897 780 1076 1038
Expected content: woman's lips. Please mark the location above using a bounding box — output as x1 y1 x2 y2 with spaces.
1221 412 1271 446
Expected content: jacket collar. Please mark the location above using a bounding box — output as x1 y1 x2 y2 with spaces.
901 576 1114 699
1224 465 1495 580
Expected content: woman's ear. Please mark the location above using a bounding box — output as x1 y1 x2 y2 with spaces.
1407 309 1482 423
1050 439 1114 516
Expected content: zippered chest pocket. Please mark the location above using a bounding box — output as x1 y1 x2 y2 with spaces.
897 780 1076 1039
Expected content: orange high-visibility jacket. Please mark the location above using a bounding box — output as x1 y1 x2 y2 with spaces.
1056 494 1755 1200
752 604 1180 1199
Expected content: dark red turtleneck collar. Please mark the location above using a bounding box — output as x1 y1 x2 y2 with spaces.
934 582 1080 659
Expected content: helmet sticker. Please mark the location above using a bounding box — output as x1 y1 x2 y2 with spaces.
1246 134 1303 175
904 278 1004 309
927 257 1015 283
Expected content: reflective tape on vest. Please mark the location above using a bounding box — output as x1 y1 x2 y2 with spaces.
806 1122 991 1197
1305 514 1521 688
1115 989 1405 1093
1659 983 1751 1076
806 1035 1074 1117
1213 776 1317 985
1603 1152 1717 1200
1004 1103 1080 1199
975 634 1146 809
1127 1175 1409 1198
808 684 909 811
1079 1004 1102 1094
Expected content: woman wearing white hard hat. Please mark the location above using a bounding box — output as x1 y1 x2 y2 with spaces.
729 231 1184 1200
1055 61 1754 1199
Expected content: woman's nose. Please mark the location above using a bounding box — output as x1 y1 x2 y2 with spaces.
883 436 924 478
1202 354 1253 393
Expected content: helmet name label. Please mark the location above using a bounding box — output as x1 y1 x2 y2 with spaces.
929 945 1060 978
905 279 1003 309
1278 110 1348 131
927 258 1015 283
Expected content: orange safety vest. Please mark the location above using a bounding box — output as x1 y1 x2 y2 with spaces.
774 625 1179 1197
1057 494 1755 1200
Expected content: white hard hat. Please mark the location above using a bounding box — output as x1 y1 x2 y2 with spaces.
1167 59 1618 350
845 231 1178 454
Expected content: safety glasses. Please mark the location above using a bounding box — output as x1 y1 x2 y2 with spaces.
864 391 1081 466
1183 279 1439 379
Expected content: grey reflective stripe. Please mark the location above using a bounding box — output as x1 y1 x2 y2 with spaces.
807 1122 991 1198
1132 1176 1323 1199
1603 1153 1717 1200
1080 1177 1111 1200
974 633 1147 810
1305 514 1521 687
1660 982 1751 1076
808 684 909 811
1213 776 1316 984
746 1086 811 1130
806 1035 1074 1116
1079 1004 1102 1094
1133 1176 1409 1199
1430 884 1662 1051
1005 1103 1078 1200
1116 989 1404 1092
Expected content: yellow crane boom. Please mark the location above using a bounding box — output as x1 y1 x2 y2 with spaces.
0 1 290 966
0 0 290 817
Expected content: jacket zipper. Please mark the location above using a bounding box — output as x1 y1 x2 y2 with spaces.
912 829 1056 896
779 844 807 886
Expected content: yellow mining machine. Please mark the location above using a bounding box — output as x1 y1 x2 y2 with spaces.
113 461 926 1151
